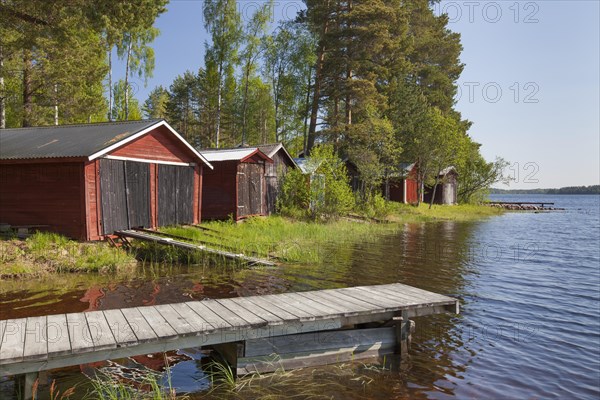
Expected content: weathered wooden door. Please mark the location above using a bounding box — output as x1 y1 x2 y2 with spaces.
157 165 195 226
100 159 150 235
237 163 263 218
237 164 249 218
248 163 263 215
124 161 151 228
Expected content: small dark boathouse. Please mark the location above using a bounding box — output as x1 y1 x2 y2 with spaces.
200 148 272 220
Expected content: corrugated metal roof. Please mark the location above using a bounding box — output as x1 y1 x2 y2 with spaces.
258 143 297 168
200 148 259 162
399 162 415 172
0 120 161 160
439 166 457 176
294 157 323 174
257 143 281 158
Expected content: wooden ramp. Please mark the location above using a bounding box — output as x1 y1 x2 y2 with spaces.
115 229 276 267
0 283 458 377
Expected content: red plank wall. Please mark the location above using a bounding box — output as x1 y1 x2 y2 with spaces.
201 161 238 220
0 163 85 239
110 125 196 163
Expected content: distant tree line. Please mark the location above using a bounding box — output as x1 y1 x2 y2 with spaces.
0 0 510 204
490 185 600 195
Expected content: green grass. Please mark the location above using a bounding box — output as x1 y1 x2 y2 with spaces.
158 204 502 265
161 216 403 265
85 369 186 400
0 232 137 278
388 203 504 222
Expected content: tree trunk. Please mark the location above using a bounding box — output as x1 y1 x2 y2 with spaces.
274 62 284 143
215 60 223 148
303 66 312 154
345 0 352 129
22 50 33 127
0 44 5 129
108 47 113 121
429 178 439 209
241 61 251 145
124 39 132 121
415 161 425 206
307 2 331 155
54 84 58 125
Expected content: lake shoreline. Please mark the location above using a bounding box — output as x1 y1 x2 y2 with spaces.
0 204 503 279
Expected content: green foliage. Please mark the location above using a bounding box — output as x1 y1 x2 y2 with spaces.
143 85 169 119
357 193 393 220
203 0 243 147
112 80 143 121
263 21 317 152
456 142 512 203
278 168 310 217
307 145 355 219
0 0 166 127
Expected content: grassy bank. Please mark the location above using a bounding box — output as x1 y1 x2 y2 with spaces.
0 232 136 278
161 204 502 265
0 204 501 277
388 202 504 222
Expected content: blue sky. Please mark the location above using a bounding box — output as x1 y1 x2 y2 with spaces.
115 0 600 189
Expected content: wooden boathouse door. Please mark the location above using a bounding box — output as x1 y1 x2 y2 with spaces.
248 163 263 215
157 164 195 226
99 159 151 235
237 162 263 218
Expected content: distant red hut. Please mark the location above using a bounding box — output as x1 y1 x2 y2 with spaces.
0 120 212 240
200 148 272 220
258 143 297 214
386 163 420 205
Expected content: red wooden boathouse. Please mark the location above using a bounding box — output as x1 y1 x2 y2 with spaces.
0 119 212 240
387 163 420 205
200 148 272 220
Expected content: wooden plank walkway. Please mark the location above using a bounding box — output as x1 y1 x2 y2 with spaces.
115 229 277 267
0 283 458 376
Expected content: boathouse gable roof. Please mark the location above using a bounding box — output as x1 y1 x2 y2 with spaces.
0 119 212 168
200 147 272 163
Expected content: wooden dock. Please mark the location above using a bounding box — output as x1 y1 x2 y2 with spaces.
0 283 458 383
115 229 277 267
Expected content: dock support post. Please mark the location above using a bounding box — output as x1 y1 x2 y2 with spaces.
395 310 412 359
19 372 38 400
211 342 244 380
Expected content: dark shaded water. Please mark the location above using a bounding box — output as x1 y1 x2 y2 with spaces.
1 194 599 399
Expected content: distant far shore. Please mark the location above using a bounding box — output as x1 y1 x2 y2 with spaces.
490 185 599 195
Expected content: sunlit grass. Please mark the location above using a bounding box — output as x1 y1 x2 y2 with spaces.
161 204 502 265
84 367 187 400
387 203 504 222
162 216 402 265
0 232 136 278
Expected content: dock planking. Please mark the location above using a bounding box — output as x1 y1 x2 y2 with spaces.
0 283 458 376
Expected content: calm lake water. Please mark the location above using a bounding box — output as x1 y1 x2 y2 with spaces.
1 194 599 399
